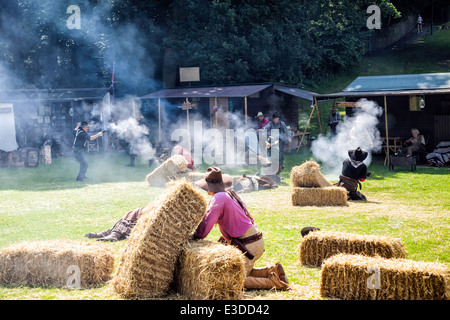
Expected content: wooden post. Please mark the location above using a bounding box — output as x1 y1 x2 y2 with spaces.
158 98 161 143
324 99 337 136
384 95 390 166
244 97 248 128
296 104 315 152
186 97 190 133
179 98 195 147
314 97 323 134
132 99 136 118
213 97 217 128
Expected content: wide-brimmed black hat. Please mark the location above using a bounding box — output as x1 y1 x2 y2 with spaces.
301 226 321 238
272 112 280 119
348 147 368 162
80 121 90 128
195 167 233 193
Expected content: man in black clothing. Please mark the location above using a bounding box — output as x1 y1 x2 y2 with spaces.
73 121 103 181
327 106 342 137
338 147 369 200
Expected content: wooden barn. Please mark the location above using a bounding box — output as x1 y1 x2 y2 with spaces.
138 83 316 145
317 73 450 163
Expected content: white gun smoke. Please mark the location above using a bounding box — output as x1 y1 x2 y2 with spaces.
311 99 383 180
109 116 155 162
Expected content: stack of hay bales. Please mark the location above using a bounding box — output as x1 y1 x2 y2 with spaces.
291 161 332 188
320 254 450 300
110 179 208 299
290 161 347 206
146 155 189 187
174 239 246 300
299 230 406 267
0 240 114 288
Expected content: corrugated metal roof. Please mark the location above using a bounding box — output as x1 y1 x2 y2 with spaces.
0 88 110 102
274 85 318 101
317 88 450 99
344 73 450 92
139 84 272 99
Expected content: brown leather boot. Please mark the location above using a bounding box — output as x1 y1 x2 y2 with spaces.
244 276 276 290
244 272 289 290
268 272 290 290
249 263 289 284
248 267 271 278
272 263 289 284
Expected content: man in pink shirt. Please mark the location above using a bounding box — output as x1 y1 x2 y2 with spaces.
194 167 289 290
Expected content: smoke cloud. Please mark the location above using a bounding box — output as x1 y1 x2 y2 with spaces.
108 115 155 162
311 99 383 180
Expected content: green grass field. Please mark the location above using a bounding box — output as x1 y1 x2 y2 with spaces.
1 28 449 301
0 151 448 300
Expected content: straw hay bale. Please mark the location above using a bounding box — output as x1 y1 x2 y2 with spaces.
0 240 114 288
290 161 332 188
299 231 406 267
174 239 246 300
110 179 207 299
146 155 189 187
320 254 450 300
174 171 206 184
291 187 348 206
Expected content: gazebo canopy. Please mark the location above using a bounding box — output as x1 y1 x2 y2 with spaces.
274 85 318 102
139 84 272 99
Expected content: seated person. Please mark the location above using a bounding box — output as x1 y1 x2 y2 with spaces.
402 128 425 157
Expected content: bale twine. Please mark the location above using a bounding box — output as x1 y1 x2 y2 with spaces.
110 179 207 299
174 239 246 300
146 155 189 187
292 187 348 206
0 240 114 288
299 231 406 267
290 161 332 188
320 254 450 300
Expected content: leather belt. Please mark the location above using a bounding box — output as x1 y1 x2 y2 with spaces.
239 231 263 245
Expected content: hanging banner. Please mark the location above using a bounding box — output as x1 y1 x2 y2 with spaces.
0 103 19 152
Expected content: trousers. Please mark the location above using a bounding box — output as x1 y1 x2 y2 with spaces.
75 150 88 180
239 225 265 275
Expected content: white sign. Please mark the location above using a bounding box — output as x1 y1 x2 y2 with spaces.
179 67 200 82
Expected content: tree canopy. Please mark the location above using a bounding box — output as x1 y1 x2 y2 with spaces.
0 0 444 96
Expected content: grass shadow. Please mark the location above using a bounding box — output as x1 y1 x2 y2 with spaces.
0 153 155 191
1 149 448 192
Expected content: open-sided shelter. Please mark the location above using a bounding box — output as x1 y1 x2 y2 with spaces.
0 88 111 161
138 83 319 145
316 72 450 164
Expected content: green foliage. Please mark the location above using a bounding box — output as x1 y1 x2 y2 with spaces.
0 0 427 92
164 0 400 87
